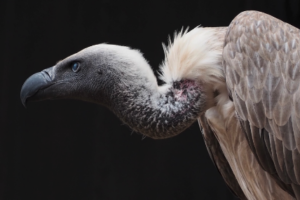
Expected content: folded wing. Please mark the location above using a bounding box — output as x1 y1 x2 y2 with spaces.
223 10 300 198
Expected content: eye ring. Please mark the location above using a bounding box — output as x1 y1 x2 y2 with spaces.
71 62 80 72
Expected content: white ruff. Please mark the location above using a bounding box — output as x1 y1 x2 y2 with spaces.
159 27 231 118
159 27 226 92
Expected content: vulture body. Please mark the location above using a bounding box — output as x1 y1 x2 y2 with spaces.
20 11 300 199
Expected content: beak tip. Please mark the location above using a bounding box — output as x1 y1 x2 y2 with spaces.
20 83 29 108
20 70 53 107
21 99 27 108
20 90 28 108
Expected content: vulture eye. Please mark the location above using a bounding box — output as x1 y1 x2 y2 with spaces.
71 62 80 72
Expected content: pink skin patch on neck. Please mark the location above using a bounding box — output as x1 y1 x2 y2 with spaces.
173 80 201 101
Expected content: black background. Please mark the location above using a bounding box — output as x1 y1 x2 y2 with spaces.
1 1 300 200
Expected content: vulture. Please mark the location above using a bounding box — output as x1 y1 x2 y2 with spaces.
20 11 300 199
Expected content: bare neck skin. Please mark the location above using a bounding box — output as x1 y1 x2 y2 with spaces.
111 77 206 139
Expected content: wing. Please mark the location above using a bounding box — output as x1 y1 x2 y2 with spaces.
198 116 247 200
223 11 300 198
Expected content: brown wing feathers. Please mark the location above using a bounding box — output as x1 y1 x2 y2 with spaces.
224 11 300 198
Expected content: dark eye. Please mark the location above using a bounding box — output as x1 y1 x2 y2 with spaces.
71 62 80 72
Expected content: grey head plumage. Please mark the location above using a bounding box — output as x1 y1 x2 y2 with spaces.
20 43 210 139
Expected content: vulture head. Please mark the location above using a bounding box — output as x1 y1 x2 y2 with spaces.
21 28 225 139
21 45 159 108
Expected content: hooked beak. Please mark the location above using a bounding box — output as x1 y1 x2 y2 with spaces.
20 67 55 107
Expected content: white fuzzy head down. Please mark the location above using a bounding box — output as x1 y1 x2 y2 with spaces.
159 27 226 91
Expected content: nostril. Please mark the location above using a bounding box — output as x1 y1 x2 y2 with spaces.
41 71 52 82
44 70 50 77
42 66 55 80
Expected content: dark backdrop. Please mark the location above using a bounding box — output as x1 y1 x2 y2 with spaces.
1 1 299 200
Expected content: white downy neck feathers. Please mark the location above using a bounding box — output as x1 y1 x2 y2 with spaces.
159 27 226 90
159 27 229 109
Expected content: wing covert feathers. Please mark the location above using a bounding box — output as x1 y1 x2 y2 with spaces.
224 10 300 198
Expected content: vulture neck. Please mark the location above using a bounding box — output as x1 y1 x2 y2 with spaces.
110 77 205 139
110 26 228 139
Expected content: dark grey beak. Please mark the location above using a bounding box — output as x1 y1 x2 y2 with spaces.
20 67 55 107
